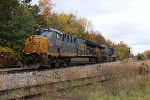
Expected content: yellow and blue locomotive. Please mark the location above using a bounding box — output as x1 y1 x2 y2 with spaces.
23 28 116 69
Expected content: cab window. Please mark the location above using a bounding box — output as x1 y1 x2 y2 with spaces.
74 37 76 43
56 32 61 39
71 36 72 43
67 35 69 42
63 34 66 41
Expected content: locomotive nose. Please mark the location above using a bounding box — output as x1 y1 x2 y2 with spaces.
31 36 39 53
24 35 48 54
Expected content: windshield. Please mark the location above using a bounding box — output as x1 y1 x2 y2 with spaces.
33 29 42 35
41 31 53 38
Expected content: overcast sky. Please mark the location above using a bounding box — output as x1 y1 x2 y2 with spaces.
32 0 150 54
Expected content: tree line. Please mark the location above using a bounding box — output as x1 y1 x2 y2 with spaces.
0 0 130 60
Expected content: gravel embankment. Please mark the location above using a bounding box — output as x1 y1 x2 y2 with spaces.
0 63 107 91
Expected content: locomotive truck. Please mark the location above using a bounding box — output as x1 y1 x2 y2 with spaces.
23 28 116 69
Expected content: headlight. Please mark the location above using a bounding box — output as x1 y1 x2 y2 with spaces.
33 49 37 53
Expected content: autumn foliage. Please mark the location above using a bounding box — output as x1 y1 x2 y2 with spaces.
0 47 18 67
0 0 130 60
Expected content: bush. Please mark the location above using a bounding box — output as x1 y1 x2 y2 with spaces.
136 53 144 60
0 46 19 67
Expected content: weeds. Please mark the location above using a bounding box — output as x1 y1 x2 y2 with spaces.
42 60 150 100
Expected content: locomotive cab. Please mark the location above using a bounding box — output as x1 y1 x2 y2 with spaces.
23 35 48 68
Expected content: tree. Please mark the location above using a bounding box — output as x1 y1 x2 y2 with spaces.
0 0 19 26
114 41 130 60
86 33 97 43
28 4 47 28
38 0 52 27
106 39 114 47
136 53 144 60
8 4 35 51
50 13 85 38
144 50 150 58
0 0 19 47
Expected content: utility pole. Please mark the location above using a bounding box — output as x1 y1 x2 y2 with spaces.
128 47 131 58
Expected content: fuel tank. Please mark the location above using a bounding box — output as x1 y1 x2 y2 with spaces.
70 58 89 65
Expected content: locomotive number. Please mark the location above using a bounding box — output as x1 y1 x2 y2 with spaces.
79 44 85 50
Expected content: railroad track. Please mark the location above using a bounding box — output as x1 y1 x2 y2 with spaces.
0 61 118 75
0 64 98 75
0 74 114 100
0 61 121 99
0 67 48 75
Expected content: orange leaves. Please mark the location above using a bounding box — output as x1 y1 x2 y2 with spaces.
38 0 52 25
86 33 97 43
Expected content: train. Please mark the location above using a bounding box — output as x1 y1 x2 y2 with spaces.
22 28 116 69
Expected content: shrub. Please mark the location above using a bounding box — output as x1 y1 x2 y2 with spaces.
136 53 144 60
0 46 19 67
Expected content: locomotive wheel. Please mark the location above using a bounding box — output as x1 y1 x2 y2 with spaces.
62 60 70 67
63 62 68 67
23 54 42 69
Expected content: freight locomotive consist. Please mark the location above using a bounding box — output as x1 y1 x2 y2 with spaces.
23 28 116 69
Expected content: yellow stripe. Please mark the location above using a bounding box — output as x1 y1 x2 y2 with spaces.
25 53 31 54
48 53 99 57
25 53 99 57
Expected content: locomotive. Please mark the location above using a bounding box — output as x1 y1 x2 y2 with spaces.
23 28 116 69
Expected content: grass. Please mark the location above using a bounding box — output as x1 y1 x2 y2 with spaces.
40 60 150 100
2 60 149 100
52 76 150 100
